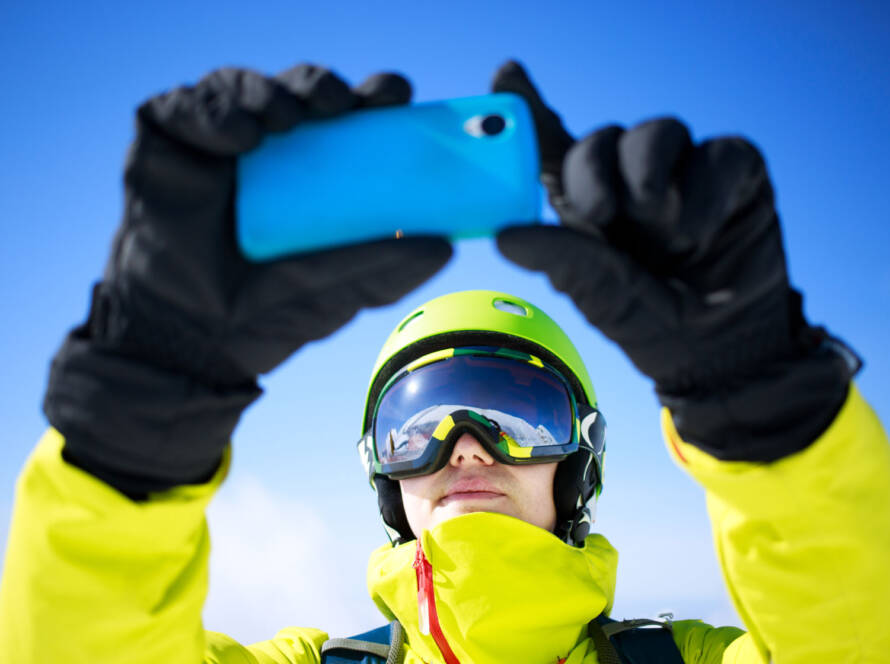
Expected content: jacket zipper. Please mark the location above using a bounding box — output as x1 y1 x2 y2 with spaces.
414 540 461 664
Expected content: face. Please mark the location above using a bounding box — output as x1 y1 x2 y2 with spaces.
399 432 558 537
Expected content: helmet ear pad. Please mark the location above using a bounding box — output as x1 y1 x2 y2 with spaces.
553 405 605 543
374 475 414 544
552 448 596 540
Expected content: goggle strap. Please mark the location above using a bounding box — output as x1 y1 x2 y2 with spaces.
357 433 377 486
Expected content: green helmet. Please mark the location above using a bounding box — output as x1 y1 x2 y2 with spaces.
361 290 606 545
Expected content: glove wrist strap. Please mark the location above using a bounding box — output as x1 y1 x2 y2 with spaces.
658 335 861 462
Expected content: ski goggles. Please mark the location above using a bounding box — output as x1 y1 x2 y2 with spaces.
358 347 604 482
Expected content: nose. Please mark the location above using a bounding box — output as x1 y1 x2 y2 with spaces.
449 433 495 467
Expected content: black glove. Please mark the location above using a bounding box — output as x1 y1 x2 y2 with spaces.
44 65 452 496
493 61 859 461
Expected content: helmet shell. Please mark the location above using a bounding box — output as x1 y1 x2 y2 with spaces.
363 290 596 433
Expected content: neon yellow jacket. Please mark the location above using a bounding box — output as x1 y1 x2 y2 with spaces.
1 384 888 662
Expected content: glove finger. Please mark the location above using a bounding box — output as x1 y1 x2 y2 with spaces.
679 137 773 251
233 70 307 134
354 72 413 108
232 237 453 372
187 68 308 135
138 68 271 155
491 60 575 181
617 117 692 234
275 63 357 118
562 125 625 228
496 225 677 345
676 137 781 295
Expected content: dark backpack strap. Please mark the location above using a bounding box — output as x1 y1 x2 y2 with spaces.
588 616 624 664
589 615 684 664
321 620 404 664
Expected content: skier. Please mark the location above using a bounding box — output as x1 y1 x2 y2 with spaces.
0 61 887 663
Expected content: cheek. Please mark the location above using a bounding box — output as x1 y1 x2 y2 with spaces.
399 475 431 503
399 476 435 538
514 463 558 531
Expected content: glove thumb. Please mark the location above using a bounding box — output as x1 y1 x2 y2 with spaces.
497 224 677 355
229 235 453 376
491 61 574 183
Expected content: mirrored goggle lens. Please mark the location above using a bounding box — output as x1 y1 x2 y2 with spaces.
373 354 575 466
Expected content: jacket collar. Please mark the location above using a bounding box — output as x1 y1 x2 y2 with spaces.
367 512 617 664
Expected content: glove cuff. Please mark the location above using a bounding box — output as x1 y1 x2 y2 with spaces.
658 331 861 462
44 326 261 497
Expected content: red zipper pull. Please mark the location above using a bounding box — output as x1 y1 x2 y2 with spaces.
413 540 431 635
413 540 461 664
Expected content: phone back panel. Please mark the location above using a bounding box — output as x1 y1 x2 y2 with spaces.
236 93 540 260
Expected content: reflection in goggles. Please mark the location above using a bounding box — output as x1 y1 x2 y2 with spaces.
380 404 560 464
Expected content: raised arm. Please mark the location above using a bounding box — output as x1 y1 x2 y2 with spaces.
0 64 450 663
492 61 889 663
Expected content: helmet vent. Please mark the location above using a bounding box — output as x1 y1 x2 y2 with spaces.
397 310 424 332
492 298 529 317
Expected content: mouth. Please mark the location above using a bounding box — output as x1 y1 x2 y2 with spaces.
439 478 505 505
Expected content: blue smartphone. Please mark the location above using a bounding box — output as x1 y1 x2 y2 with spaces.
236 93 541 260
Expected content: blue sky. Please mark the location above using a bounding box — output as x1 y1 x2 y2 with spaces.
1 0 888 643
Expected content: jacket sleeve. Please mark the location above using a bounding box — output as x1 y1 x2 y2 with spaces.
0 429 326 664
663 383 890 663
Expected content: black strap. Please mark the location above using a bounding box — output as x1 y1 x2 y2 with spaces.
321 621 404 664
588 617 623 664
590 615 685 664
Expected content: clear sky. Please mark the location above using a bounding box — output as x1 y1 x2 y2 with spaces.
1 0 888 644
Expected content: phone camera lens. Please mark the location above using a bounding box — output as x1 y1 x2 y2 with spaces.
480 114 506 136
464 114 508 137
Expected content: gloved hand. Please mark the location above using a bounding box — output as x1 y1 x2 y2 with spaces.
44 65 452 496
493 61 859 461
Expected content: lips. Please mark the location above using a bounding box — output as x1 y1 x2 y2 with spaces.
440 477 505 504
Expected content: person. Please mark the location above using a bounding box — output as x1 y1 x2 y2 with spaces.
0 60 887 663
